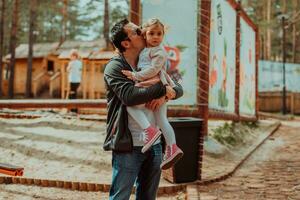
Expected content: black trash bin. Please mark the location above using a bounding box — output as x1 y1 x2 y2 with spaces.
162 117 203 183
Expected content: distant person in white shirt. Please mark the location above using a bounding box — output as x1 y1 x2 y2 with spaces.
67 49 82 112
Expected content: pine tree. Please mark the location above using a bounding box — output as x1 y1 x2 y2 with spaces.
241 0 300 62
8 0 18 98
26 0 37 97
0 0 5 97
104 0 109 48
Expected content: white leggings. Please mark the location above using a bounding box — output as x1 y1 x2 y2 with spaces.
127 103 176 145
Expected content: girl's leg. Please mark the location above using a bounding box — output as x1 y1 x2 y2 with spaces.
154 104 183 170
127 106 150 129
154 104 176 145
127 106 162 153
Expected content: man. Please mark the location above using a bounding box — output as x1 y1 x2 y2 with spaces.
103 19 183 200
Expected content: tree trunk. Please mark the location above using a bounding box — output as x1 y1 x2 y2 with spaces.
103 0 109 49
282 0 287 13
60 0 68 43
8 0 18 99
292 0 299 63
0 0 5 97
262 2 267 60
266 0 272 60
26 0 37 98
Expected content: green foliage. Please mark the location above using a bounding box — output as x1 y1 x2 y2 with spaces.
110 5 127 27
1 0 129 55
96 4 128 39
212 121 258 148
241 0 300 62
212 122 237 146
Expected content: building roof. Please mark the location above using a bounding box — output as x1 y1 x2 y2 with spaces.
89 50 116 60
5 42 60 59
56 39 107 59
5 39 110 60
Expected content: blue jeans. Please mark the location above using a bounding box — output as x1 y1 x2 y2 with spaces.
109 143 162 200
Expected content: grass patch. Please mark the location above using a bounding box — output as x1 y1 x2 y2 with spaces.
212 121 258 148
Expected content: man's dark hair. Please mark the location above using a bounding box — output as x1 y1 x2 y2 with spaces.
110 19 129 53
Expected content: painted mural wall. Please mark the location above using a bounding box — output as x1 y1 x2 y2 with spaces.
142 0 198 105
239 18 256 116
208 0 236 113
259 60 300 93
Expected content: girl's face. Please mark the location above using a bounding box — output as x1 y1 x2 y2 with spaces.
144 24 164 47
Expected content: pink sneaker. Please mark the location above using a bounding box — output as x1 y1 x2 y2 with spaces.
141 126 162 153
160 144 184 170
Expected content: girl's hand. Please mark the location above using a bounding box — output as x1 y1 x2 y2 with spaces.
135 77 160 88
145 96 165 111
165 85 176 100
122 70 135 80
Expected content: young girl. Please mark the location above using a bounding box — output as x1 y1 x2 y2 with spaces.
122 18 183 170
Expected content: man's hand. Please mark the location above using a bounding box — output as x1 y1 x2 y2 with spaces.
165 85 176 100
145 96 166 111
122 70 136 81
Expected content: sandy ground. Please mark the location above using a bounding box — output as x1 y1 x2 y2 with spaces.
0 109 278 199
0 112 111 183
0 110 186 199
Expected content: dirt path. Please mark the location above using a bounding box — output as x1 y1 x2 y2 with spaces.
195 121 300 199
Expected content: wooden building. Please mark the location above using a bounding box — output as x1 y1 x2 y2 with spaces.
4 42 59 97
1 59 10 96
87 50 116 99
2 39 115 99
53 39 115 99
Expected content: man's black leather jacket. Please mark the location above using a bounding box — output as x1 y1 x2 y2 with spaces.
103 54 183 152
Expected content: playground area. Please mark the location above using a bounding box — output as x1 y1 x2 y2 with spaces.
3 0 300 198
0 109 279 199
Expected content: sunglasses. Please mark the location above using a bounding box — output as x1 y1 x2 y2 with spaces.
124 27 142 41
134 28 142 36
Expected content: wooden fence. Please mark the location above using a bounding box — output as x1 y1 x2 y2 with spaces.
259 91 300 114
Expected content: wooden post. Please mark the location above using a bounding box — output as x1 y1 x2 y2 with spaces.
235 2 241 120
82 60 87 99
61 61 65 99
91 62 95 99
198 0 211 180
61 60 68 99
130 0 140 25
291 92 294 115
255 25 259 119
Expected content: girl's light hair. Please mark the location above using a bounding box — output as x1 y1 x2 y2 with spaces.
142 18 165 33
70 49 80 59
